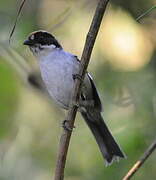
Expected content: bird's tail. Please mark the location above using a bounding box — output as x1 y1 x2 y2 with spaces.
81 110 125 165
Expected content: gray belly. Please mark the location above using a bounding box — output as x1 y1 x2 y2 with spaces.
40 61 78 109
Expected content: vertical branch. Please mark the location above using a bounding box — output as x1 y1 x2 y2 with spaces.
122 139 156 180
54 0 109 180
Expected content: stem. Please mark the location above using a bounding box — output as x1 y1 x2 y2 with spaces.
136 5 156 22
122 139 156 180
9 0 27 43
54 0 109 180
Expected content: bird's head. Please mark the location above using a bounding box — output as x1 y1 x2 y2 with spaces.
23 30 62 56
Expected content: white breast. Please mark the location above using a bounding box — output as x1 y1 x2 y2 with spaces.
38 49 80 109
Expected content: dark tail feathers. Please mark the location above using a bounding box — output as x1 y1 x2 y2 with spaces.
81 111 125 164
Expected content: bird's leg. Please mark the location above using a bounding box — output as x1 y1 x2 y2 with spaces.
62 120 75 131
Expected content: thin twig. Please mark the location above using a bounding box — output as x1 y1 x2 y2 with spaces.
123 139 156 180
54 0 109 180
136 5 156 22
9 0 27 43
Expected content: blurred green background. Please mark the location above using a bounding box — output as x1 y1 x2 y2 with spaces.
0 0 156 179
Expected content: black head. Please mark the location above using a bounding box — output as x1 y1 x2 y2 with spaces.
23 30 62 48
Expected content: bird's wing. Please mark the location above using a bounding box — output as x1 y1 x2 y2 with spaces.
73 55 102 112
87 73 103 112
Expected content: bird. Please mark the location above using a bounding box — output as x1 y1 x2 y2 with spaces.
23 30 125 165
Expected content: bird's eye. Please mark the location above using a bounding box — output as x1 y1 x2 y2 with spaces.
40 36 44 40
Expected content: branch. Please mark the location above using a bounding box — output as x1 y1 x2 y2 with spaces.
54 0 109 180
9 0 27 43
136 5 156 22
123 139 156 180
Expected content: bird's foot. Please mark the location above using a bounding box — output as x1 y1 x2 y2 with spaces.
62 120 75 132
72 74 83 82
71 101 79 108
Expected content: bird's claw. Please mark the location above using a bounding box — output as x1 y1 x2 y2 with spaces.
71 101 79 108
62 120 75 132
72 74 83 82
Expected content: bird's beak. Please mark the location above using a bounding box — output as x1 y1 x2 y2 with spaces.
23 39 34 46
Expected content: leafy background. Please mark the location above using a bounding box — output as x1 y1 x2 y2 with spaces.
0 0 156 179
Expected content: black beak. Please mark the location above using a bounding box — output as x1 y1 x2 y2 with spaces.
23 39 34 46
